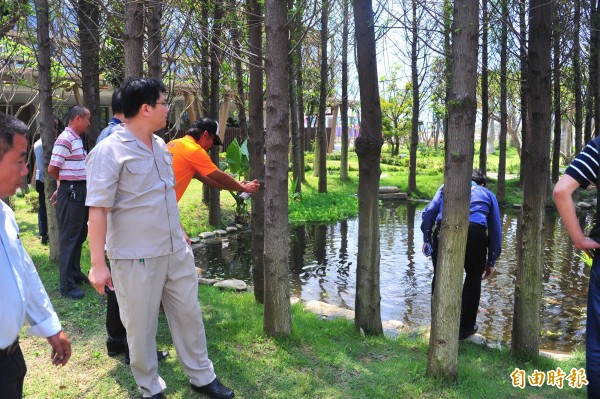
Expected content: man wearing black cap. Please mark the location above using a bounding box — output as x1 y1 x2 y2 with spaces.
167 117 259 204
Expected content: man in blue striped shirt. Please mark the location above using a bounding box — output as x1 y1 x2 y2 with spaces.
421 169 502 340
555 139 600 398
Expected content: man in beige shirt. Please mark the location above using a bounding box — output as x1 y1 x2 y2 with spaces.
86 78 234 399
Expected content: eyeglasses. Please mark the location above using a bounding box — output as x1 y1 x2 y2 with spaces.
155 101 171 109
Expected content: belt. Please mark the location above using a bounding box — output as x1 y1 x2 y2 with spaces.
0 339 19 357
59 180 86 184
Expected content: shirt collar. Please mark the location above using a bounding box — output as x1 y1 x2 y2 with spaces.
65 126 81 138
110 117 122 125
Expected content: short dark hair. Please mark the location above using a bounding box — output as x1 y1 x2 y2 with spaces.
120 77 166 118
65 105 89 124
192 117 218 136
472 169 486 186
0 112 29 161
111 87 124 114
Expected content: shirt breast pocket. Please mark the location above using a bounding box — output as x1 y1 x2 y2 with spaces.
162 153 175 187
124 160 153 192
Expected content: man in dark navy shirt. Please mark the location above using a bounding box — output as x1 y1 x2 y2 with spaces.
555 138 600 399
421 169 502 340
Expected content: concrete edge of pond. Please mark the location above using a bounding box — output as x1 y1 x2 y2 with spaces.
290 297 576 361
194 270 576 361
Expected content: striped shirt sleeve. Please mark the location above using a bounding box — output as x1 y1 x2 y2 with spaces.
565 138 600 189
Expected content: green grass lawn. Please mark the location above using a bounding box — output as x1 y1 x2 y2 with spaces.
12 176 587 398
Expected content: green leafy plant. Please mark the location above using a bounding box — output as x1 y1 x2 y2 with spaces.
225 138 251 223
289 177 302 202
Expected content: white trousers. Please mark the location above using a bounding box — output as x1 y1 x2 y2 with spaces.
111 245 216 397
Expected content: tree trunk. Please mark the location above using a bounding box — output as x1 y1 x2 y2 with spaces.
479 0 489 174
264 0 291 336
551 9 561 184
201 2 211 205
316 0 329 193
519 0 528 182
290 31 302 195
340 0 349 181
497 0 508 203
209 1 224 227
408 0 419 195
124 0 144 77
76 0 100 148
427 0 478 380
230 0 248 140
354 0 383 336
511 0 551 358
34 0 59 261
146 0 162 80
248 0 265 304
573 0 583 154
296 45 306 181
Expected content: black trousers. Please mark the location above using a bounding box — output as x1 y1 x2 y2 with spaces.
0 342 27 399
431 222 488 332
56 181 88 293
106 284 127 352
35 179 47 237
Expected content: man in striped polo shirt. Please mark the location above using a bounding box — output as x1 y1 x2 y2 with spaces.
48 105 90 300
554 139 600 398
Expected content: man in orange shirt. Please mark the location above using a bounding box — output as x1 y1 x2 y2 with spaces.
167 117 259 202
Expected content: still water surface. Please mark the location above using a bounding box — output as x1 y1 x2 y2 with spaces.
194 202 591 352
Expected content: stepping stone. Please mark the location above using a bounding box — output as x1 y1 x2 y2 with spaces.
213 279 248 291
199 232 215 239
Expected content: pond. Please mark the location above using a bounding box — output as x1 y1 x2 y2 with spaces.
193 201 591 352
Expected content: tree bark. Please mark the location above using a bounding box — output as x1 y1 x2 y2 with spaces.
519 0 528 182
497 0 508 203
573 0 583 154
34 0 59 261
146 0 162 81
124 0 144 78
511 0 552 358
248 0 265 304
317 0 329 193
296 45 306 181
340 0 349 181
290 32 302 195
408 0 419 195
551 7 561 184
479 0 489 174
427 0 478 379
264 0 291 336
77 0 100 148
209 0 224 227
354 0 383 336
201 2 211 205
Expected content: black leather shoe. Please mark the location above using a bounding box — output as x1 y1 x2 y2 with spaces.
459 323 479 340
107 342 126 357
61 287 85 300
191 378 234 399
41 235 48 245
125 350 169 365
147 393 165 399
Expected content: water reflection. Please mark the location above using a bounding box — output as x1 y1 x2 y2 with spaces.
193 202 592 352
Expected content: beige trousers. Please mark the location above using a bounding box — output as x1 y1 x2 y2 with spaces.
111 245 216 397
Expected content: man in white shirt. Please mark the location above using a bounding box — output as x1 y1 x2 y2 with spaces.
0 112 71 399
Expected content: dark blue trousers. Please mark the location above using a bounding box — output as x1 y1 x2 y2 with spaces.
0 342 27 399
431 222 488 333
56 181 88 294
35 179 47 237
588 260 600 398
